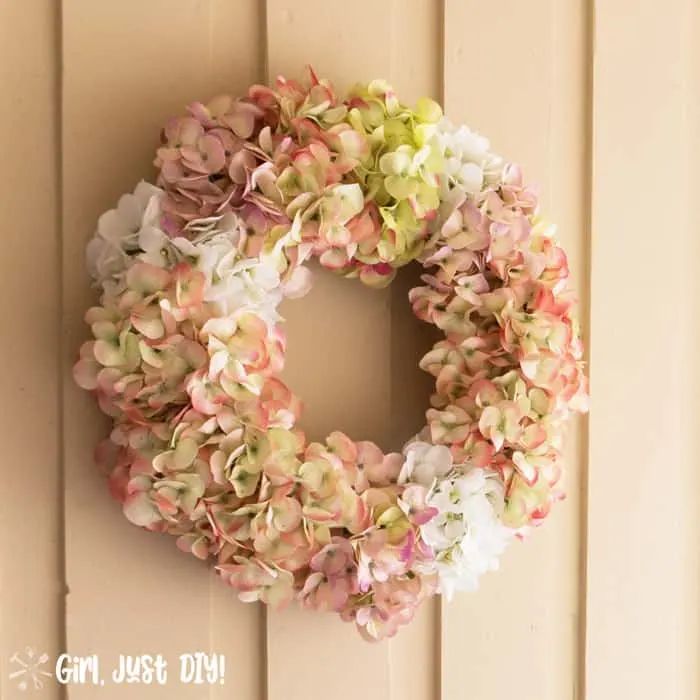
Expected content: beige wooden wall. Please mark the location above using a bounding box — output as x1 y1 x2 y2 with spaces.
1 1 698 699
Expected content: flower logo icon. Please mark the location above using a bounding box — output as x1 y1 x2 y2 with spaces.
8 648 53 691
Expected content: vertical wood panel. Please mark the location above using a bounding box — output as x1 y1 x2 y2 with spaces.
206 5 268 699
0 1 62 699
442 1 589 698
62 2 265 698
387 5 443 700
265 2 441 700
264 3 393 698
586 0 700 697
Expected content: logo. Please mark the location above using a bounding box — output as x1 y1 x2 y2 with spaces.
8 648 53 691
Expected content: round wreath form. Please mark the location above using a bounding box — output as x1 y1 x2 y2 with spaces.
74 67 589 641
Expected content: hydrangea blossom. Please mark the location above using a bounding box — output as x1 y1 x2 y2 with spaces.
419 468 513 599
85 181 162 295
84 186 290 323
154 68 447 288
435 118 503 197
73 66 588 642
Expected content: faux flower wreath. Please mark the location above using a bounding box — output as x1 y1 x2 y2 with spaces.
74 67 588 641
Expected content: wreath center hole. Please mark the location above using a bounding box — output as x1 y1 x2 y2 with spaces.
279 260 437 449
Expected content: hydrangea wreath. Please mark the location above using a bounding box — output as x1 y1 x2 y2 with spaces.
73 67 589 641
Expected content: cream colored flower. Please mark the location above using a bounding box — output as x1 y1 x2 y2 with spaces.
197 234 283 321
398 440 453 487
419 468 512 600
436 118 502 196
86 181 162 295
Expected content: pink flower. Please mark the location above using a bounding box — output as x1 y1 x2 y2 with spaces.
354 441 403 490
172 263 205 308
350 574 436 641
478 401 524 452
398 485 438 526
218 558 296 608
427 403 473 445
299 538 359 612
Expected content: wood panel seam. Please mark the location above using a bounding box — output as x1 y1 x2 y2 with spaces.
55 0 68 695
576 0 595 697
435 7 446 700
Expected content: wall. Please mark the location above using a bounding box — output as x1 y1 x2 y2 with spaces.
0 1 698 699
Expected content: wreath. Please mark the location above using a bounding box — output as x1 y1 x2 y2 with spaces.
73 67 588 641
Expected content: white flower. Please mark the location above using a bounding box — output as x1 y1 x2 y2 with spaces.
99 180 162 244
138 208 241 271
86 236 130 296
418 468 513 600
86 186 287 323
436 118 503 196
280 265 313 299
398 441 453 487
138 223 198 268
85 181 163 294
441 120 490 162
194 231 283 322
